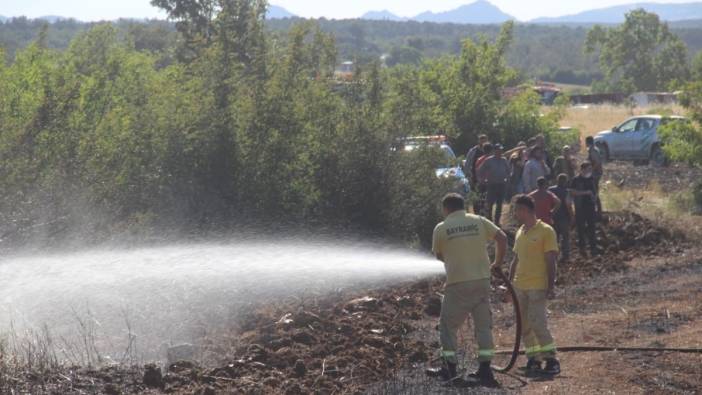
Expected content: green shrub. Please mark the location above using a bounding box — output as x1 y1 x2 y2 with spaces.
0 16 563 246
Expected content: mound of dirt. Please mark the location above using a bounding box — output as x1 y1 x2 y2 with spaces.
189 282 442 394
558 211 688 284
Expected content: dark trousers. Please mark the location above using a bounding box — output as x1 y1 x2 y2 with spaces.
575 206 597 252
553 217 571 260
594 174 603 215
485 183 506 226
473 183 487 216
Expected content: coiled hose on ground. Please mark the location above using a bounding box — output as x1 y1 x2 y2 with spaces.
489 269 702 373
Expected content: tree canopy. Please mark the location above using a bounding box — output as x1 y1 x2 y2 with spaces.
4 15 702 87
0 3 569 247
585 9 690 93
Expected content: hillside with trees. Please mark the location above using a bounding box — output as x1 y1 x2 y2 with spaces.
3 16 702 86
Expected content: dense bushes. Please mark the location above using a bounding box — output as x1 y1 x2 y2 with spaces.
0 6 560 247
659 76 702 211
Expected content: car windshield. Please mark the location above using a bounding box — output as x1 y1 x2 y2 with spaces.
402 143 456 168
618 119 638 132
441 145 456 161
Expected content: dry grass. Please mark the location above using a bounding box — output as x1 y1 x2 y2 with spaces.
557 104 686 139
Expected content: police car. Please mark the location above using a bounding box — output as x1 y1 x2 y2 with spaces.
396 135 471 198
593 115 688 166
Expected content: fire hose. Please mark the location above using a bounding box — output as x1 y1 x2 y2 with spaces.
491 268 521 373
497 346 702 355
489 269 702 373
431 268 701 377
491 269 702 374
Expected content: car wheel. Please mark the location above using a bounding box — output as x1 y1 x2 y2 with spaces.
650 146 668 167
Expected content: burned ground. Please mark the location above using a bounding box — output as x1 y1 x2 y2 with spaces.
2 207 698 394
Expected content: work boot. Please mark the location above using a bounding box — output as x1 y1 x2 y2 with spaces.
521 358 542 376
543 358 561 375
425 361 458 381
467 362 499 387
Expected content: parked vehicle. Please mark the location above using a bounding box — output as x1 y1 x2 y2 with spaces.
593 115 688 166
395 136 471 198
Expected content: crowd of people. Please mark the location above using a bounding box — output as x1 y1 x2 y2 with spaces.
463 134 605 260
427 133 607 385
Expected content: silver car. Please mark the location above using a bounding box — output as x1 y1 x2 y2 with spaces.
593 115 687 166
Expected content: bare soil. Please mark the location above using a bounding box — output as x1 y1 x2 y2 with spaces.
602 161 702 192
4 199 700 394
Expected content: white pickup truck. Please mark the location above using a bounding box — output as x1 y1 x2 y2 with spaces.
593 115 688 166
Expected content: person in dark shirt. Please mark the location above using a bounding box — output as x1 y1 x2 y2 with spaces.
465 135 489 215
508 153 525 199
465 134 489 187
478 144 510 226
535 134 554 179
549 174 575 263
474 143 494 216
569 162 599 256
586 136 604 216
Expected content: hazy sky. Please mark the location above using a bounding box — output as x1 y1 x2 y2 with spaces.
0 0 696 21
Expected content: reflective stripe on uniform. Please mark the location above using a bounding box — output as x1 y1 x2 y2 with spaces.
525 346 541 356
441 350 456 357
478 349 495 357
541 343 557 353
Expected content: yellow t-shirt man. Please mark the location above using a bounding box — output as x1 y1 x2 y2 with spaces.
432 211 501 285
513 220 559 290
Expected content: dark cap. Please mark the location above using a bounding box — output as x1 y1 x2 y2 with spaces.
494 144 504 151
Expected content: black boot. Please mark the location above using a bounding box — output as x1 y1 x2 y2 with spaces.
543 358 561 375
425 360 458 381
468 362 498 387
520 358 542 377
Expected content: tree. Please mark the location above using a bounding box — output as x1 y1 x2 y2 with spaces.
0 14 565 248
348 22 366 53
692 52 702 81
386 45 423 67
150 0 218 48
658 82 702 209
585 9 690 93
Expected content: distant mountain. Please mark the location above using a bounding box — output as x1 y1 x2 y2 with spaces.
360 1 513 24
267 5 296 19
0 9 294 23
532 2 702 24
361 10 406 21
670 18 702 27
414 0 514 24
